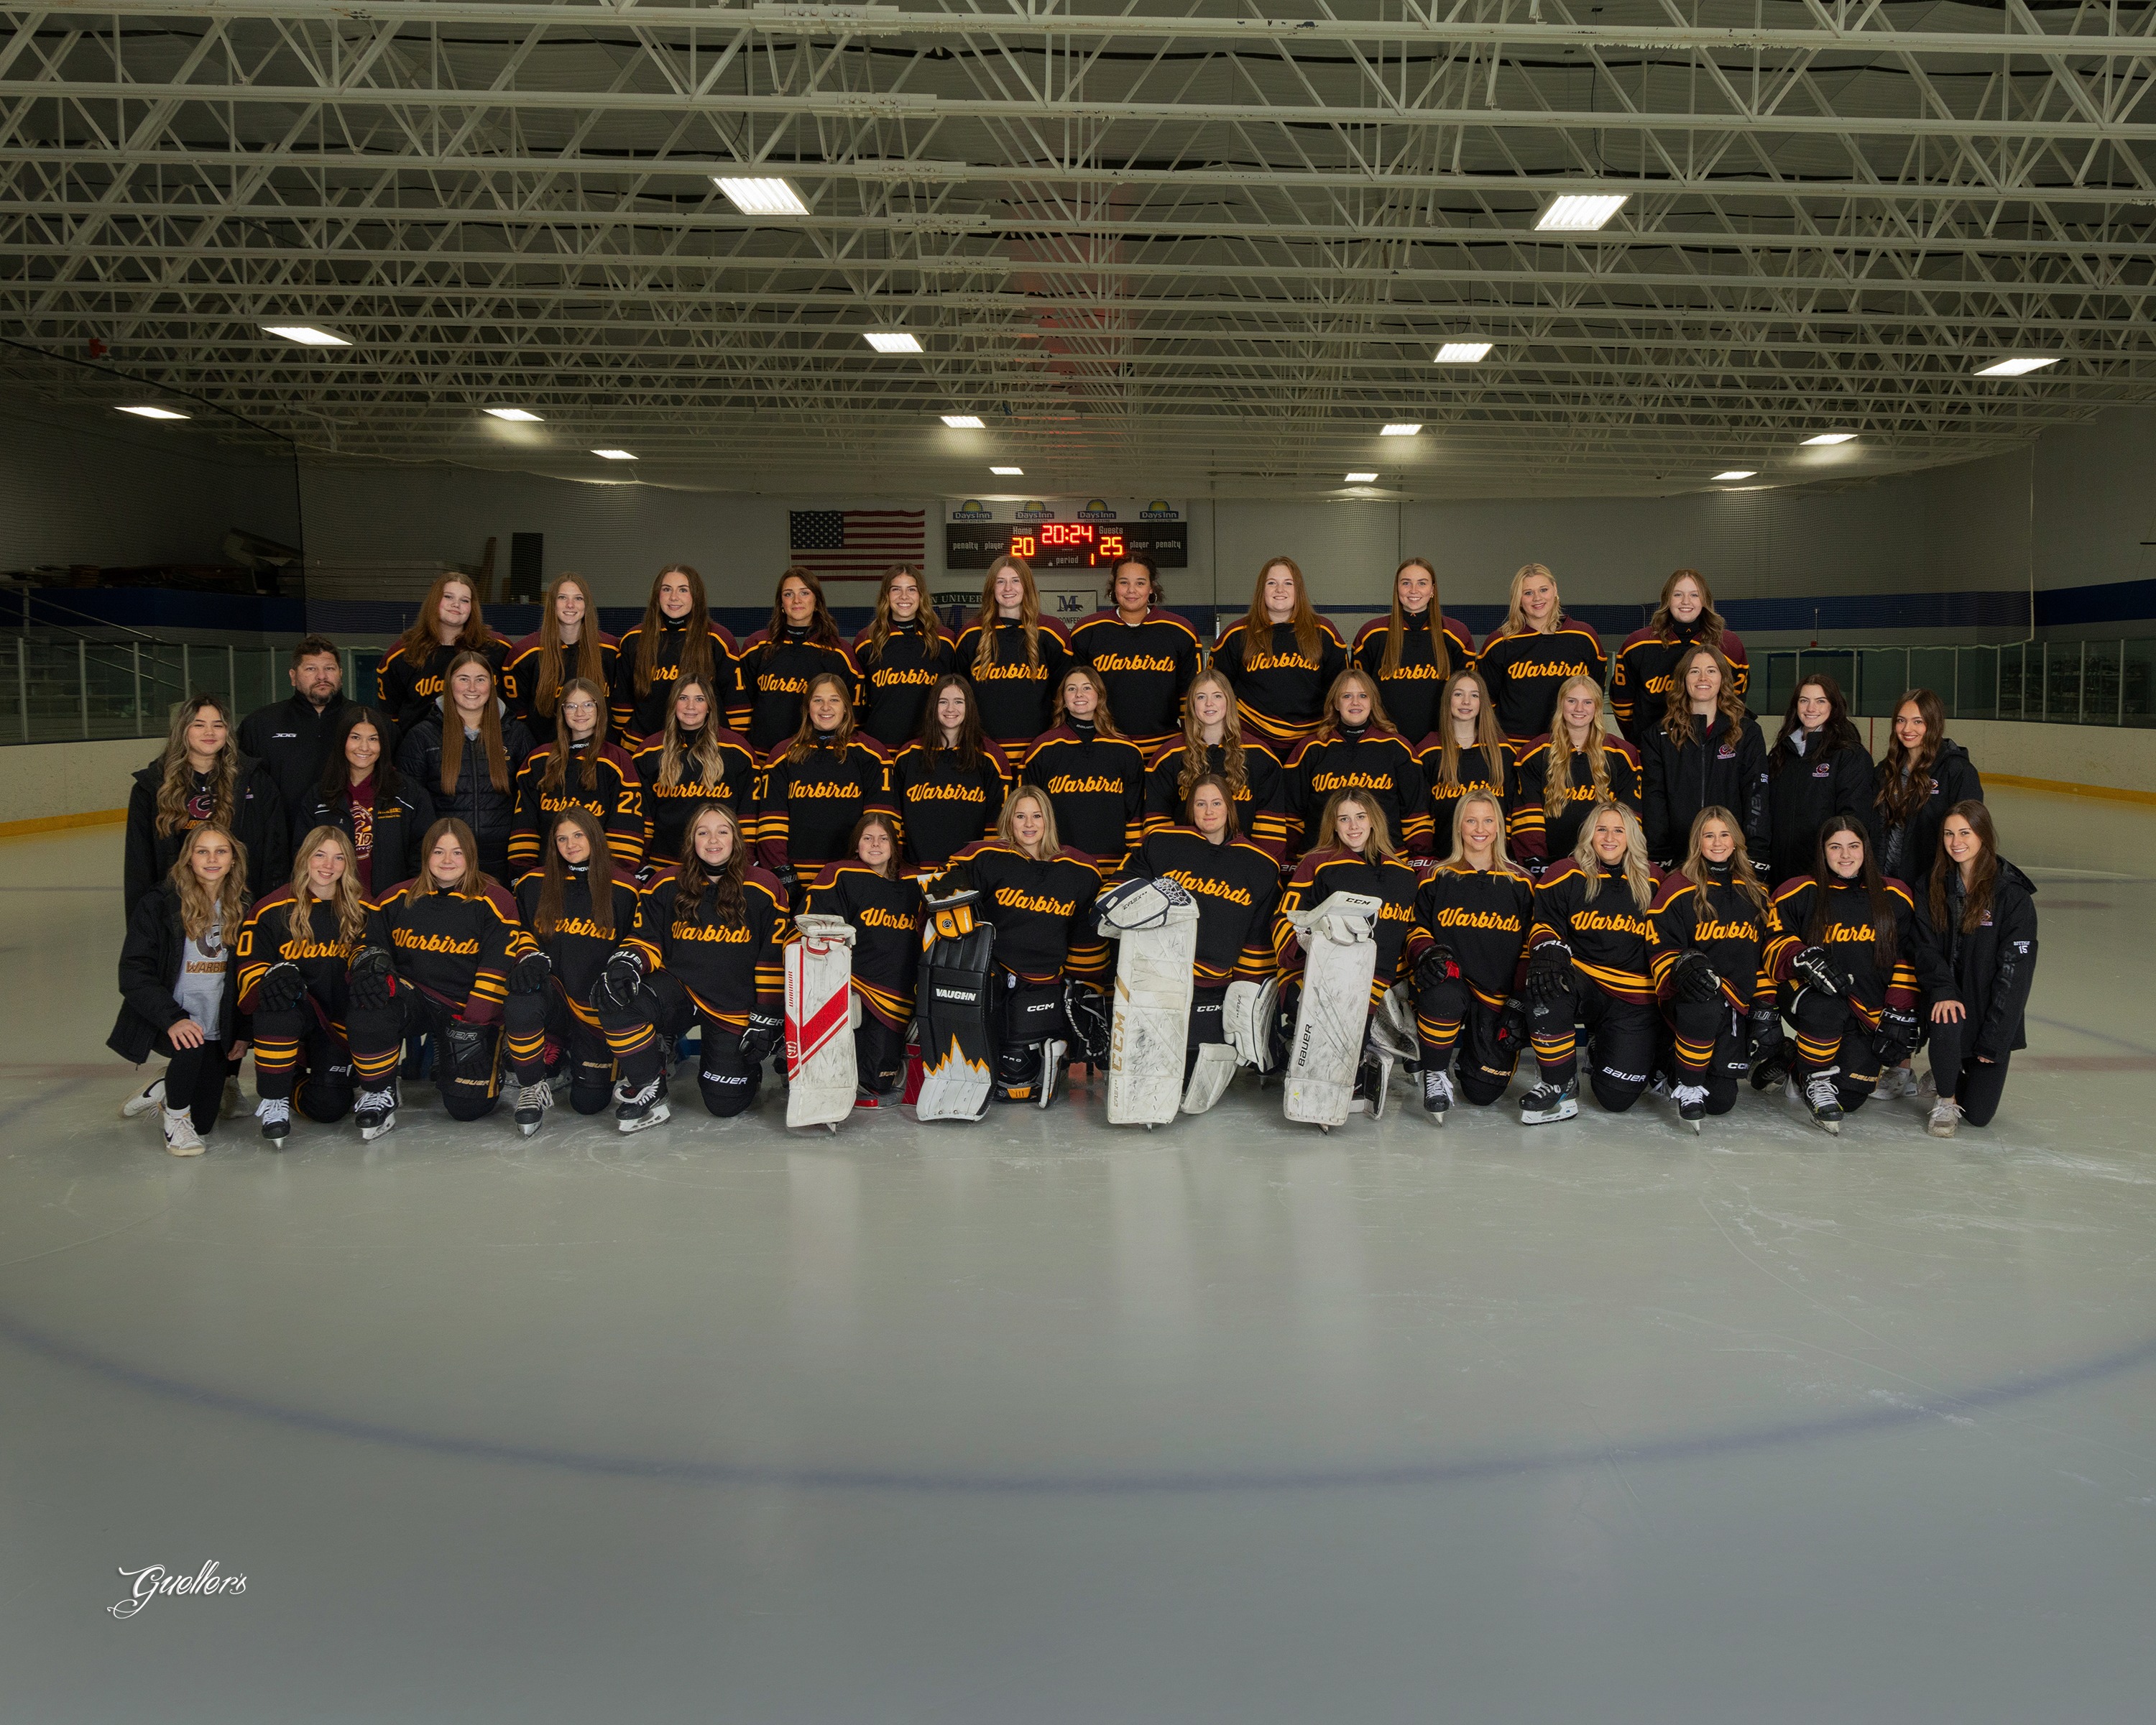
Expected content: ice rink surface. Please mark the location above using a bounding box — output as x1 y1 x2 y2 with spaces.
4 786 2153 1723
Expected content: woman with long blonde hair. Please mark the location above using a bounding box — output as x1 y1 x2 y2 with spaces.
631 673 757 865
956 554 1074 746
1476 563 1609 746
1416 668 1522 855
376 570 510 738
124 691 288 921
1406 789 1534 1120
854 563 955 748
1212 555 1348 747
1143 665 1288 857
1284 667 1430 855
504 573 617 746
1513 673 1641 876
1351 556 1478 745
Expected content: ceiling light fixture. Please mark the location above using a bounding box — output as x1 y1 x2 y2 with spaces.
941 414 985 429
116 405 188 420
1381 423 1422 436
483 407 543 423
591 448 637 461
713 177 808 216
1800 432 1856 446
1974 356 2060 377
1536 193 1628 231
1434 341 1493 363
1712 470 1757 481
990 465 1023 475
1345 472 1378 482
864 331 923 354
260 323 351 347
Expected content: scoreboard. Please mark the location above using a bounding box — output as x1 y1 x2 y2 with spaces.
944 518 1188 571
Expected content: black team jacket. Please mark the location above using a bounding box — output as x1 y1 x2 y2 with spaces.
637 865 789 1030
954 617 1074 745
1876 740 1983 891
1350 610 1478 744
1912 862 2037 1061
507 738 645 875
1018 722 1148 873
1067 607 1204 744
1123 826 1281 992
753 733 895 878
393 703 537 886
1529 859 1664 1006
124 753 290 923
1764 731 1879 887
235 886 365 1017
1284 725 1431 856
109 878 243 1064
1637 711 1770 865
934 840 1108 988
852 621 956 749
609 617 742 744
1511 735 1644 871
1764 873 1920 1021
1610 625 1751 745
732 627 862 755
1647 862 1782 1016
370 876 530 1024
239 689 349 824
632 727 758 866
1414 739 1526 857
1405 862 1534 1012
891 740 1011 875
295 774 437 901
374 634 512 742
1211 617 1348 747
513 862 654 1022
1476 618 1608 746
1142 738 1290 860
501 631 621 748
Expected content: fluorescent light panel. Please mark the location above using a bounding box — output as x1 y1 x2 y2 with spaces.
863 331 923 354
1537 193 1627 231
591 448 637 461
941 414 985 428
116 405 188 420
1434 341 1492 363
714 177 808 216
1801 432 1856 446
1345 472 1378 482
990 466 1023 475
1712 469 1756 481
260 323 351 347
484 407 543 422
1975 356 2060 377
1380 423 1422 436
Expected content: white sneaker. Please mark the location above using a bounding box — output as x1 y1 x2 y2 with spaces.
121 1077 165 1118
160 1105 205 1156
220 1076 245 1118
1927 1098 1962 1138
1876 1064 1914 1100
1917 1068 1939 1100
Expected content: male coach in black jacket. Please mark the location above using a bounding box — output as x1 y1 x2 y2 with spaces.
239 634 346 827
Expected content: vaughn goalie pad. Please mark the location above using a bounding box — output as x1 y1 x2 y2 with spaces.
1095 878 1201 1128
785 915 858 1131
913 891 995 1123
1281 892 1384 1129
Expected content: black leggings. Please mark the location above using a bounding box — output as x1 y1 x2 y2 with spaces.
1924 1016 2012 1127
160 1036 239 1133
1530 981 1660 1113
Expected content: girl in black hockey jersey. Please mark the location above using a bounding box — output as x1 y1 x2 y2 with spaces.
374 571 512 743
503 574 618 748
593 801 788 1128
111 823 250 1155
612 564 739 744
296 705 434 898
1212 556 1349 748
508 678 645 875
1762 815 1920 1134
936 788 1110 1107
1876 688 1984 893
853 564 954 748
1647 806 1784 1130
1350 556 1478 746
892 673 1011 874
1415 668 1526 857
1142 666 1289 858
805 812 924 1101
1067 553 1204 748
734 566 862 753
1519 801 1663 1124
631 675 757 868
753 672 895 896
1639 643 1769 867
1476 564 1608 747
1272 788 1420 1106
1284 668 1430 855
237 824 370 1144
1914 801 2035 1138
124 692 289 921
1764 673 1878 888
346 817 531 1138
1020 666 1148 871
1122 774 1282 1084
1513 675 1642 875
1405 791 1534 1121
504 808 650 1132
955 556 1074 748
1610 569 1749 746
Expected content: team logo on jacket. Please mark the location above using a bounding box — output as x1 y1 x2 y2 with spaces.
1644 673 1674 695
1518 661 1590 680
973 661 1046 683
657 779 733 801
278 938 358 960
1573 909 1649 937
1243 650 1317 673
793 781 865 798
1309 770 1389 794
1379 902 1416 923
994 886 1075 916
873 666 939 689
671 921 751 943
1821 923 1872 944
1089 651 1177 673
1694 916 1759 942
1386 663 1446 682
907 782 986 804
1717 743 1737 760
545 916 614 941
760 673 811 696
1813 762 1831 777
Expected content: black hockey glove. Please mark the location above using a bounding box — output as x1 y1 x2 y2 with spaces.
509 949 553 995
1871 1004 1918 1067
347 946 396 1012
1524 940 1573 1001
1495 996 1531 1059
1792 945 1853 998
771 861 801 906
1669 949 1723 1004
592 947 649 1014
1750 1042 1794 1092
1414 943 1461 989
738 1008 783 1068
1750 857 1774 883
255 961 306 1015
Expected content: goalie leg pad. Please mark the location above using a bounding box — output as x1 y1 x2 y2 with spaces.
1103 898 1199 1128
1223 977 1277 1073
913 926 995 1122
1284 926 1381 1129
786 916 858 1131
1180 1041 1239 1115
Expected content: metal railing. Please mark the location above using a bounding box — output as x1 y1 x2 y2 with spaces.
1756 639 2156 729
2 635 384 745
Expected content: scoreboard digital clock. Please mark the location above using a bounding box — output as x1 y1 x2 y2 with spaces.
944 519 1188 571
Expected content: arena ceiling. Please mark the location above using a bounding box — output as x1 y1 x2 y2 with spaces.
1 0 2154 497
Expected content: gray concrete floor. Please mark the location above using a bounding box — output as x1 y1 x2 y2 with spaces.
4 786 2154 1723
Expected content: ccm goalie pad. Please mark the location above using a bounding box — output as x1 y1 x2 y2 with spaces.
784 914 859 1132
1281 892 1384 1130
912 889 995 1123
1094 877 1201 1128
1181 975 1279 1116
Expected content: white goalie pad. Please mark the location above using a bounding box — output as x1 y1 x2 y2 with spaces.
1179 1041 1239 1115
785 914 857 1131
1097 879 1201 1127
1223 978 1276 1074
1281 892 1383 1129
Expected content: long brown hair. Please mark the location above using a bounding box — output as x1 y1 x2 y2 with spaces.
1660 642 1748 748
767 565 843 650
1377 556 1450 680
406 817 486 903
847 810 902 880
1184 771 1242 839
972 555 1044 671
655 675 729 791
154 694 239 837
1807 814 1897 969
1928 798 2000 935
1877 688 1948 825
1679 805 1769 916
632 564 717 696
170 822 249 946
533 807 616 941
1051 665 1123 739
673 802 748 926
1427 669 1508 792
1317 668 1398 739
530 574 605 719
393 571 490 662
782 671 857 764
862 564 943 663
1310 788 1397 864
1492 563 1562 640
1648 569 1728 647
1544 674 1615 819
436 650 512 796
287 823 368 947
1240 556 1322 663
918 672 990 773
538 677 609 794
1772 673 1864 773
1174 667 1249 802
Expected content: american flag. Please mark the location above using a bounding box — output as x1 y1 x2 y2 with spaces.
788 509 927 579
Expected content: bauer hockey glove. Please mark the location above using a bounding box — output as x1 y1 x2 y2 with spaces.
1524 940 1573 1001
592 947 649 1014
346 947 396 1012
738 1009 783 1068
1669 949 1723 1004
255 961 306 1015
1414 943 1461 989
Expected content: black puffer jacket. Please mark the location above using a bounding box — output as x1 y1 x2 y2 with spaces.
1765 730 1879 886
123 753 289 923
1913 860 2037 1060
393 700 535 886
108 878 241 1064
1639 712 1770 865
1877 740 1983 890
295 774 438 900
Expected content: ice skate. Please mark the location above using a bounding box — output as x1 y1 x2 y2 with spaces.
1673 1082 1708 1133
615 1073 671 1134
354 1085 398 1142
1802 1072 1843 1136
1422 1067 1452 1124
256 1095 291 1146
515 1081 553 1138
1520 1079 1579 1125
